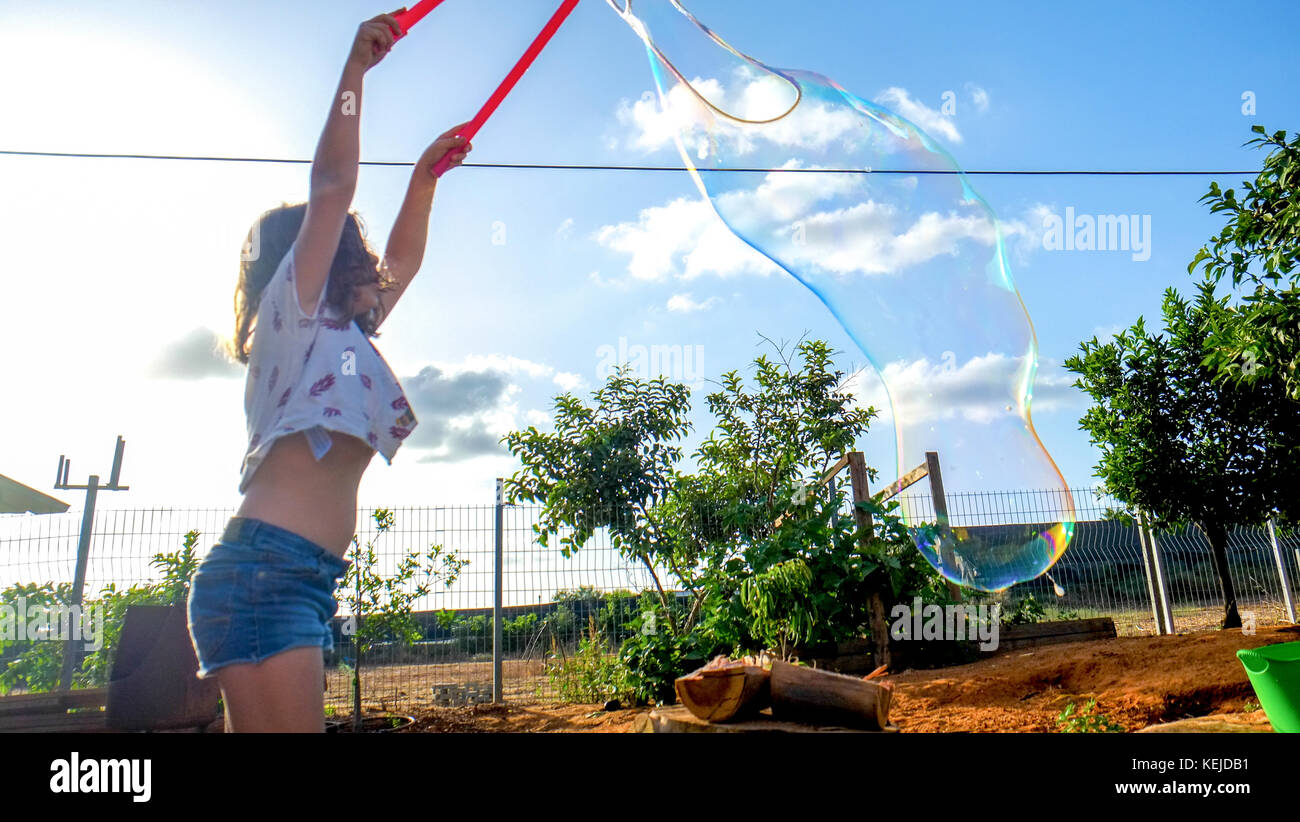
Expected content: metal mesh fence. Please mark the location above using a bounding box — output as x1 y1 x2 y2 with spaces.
1 488 1296 712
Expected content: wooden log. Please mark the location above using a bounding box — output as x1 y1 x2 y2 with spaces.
674 662 770 722
769 659 892 730
632 704 896 733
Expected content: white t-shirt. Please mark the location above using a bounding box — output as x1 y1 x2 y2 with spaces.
238 240 417 493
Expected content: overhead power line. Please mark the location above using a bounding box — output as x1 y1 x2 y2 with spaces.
0 149 1259 176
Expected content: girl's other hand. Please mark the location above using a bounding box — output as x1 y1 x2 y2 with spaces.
349 10 406 72
415 121 474 180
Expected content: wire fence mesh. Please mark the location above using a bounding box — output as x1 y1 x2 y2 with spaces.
1 487 1296 712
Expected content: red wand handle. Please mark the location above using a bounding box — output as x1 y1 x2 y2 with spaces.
392 0 449 39
431 0 581 178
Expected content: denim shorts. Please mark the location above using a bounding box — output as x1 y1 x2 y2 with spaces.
187 516 352 680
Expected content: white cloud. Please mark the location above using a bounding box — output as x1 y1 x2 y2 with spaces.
873 87 962 144
613 71 862 157
595 165 1041 281
783 201 997 275
1088 324 1124 344
555 217 574 239
666 293 720 313
448 354 555 380
593 196 778 281
845 353 1083 426
553 371 582 391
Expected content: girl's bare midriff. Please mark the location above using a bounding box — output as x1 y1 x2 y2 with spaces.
235 431 376 558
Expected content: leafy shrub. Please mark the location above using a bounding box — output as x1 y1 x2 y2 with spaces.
1057 698 1125 732
541 616 636 704
0 530 201 694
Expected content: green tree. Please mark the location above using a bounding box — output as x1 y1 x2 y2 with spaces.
1065 284 1300 629
1190 125 1300 400
504 337 943 701
502 368 692 633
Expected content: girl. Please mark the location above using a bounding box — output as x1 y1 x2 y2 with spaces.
187 11 471 732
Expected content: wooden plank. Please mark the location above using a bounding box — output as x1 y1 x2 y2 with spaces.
871 461 929 503
0 709 111 733
1001 631 1117 652
0 688 108 716
632 704 896 733
816 455 851 489
1000 618 1116 640
924 452 964 602
774 454 853 528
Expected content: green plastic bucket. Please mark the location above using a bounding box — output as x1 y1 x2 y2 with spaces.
1237 641 1300 733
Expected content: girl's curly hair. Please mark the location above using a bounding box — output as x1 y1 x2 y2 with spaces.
228 202 395 364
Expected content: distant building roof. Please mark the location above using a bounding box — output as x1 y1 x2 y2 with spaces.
0 474 70 514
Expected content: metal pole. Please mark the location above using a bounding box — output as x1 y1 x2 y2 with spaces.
1267 518 1297 624
1137 513 1165 635
493 478 504 703
59 475 99 690
1144 514 1175 635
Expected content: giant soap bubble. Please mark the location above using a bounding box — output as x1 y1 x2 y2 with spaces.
608 0 1075 591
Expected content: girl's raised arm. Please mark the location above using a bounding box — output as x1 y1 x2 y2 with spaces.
293 11 405 316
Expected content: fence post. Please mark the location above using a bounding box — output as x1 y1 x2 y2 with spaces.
1267 518 1297 624
1137 514 1163 634
846 452 889 671
493 478 504 704
58 475 99 691
1138 512 1175 635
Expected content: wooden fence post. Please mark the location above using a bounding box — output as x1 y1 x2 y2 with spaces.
847 452 890 670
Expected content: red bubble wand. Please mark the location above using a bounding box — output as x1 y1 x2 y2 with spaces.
393 0 581 178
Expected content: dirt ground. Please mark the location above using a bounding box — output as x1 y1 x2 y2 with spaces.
378 624 1299 733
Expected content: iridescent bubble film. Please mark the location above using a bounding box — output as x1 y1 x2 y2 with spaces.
609 0 1075 591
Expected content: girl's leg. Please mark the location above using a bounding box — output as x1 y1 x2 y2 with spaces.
216 646 326 733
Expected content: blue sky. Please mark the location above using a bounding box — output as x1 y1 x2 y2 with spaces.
1 0 1297 511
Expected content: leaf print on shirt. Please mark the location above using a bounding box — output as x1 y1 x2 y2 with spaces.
298 318 312 329
272 306 283 333
389 425 411 440
391 396 410 411
303 341 315 365
250 365 261 380
367 432 379 448
323 407 341 417
309 373 336 397
268 365 280 393
360 374 372 390
276 387 292 408
321 316 351 331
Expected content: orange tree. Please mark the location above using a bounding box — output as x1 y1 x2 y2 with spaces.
1066 284 1300 630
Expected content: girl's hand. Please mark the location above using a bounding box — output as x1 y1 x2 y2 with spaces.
348 10 406 72
415 121 474 180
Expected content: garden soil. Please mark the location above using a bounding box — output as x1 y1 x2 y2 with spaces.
387 624 1298 732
